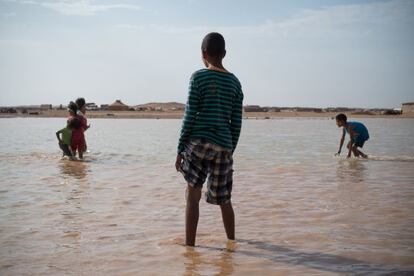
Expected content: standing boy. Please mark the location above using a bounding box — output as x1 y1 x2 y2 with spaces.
75 97 90 131
175 32 243 246
335 113 369 158
75 97 90 151
67 101 86 159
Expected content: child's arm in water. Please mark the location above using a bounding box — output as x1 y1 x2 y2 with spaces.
56 130 63 145
336 129 346 156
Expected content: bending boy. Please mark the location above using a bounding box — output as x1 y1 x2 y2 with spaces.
335 113 369 158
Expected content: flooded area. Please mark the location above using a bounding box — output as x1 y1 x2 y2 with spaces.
0 118 413 275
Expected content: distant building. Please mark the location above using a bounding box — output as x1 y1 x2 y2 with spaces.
85 102 99 111
100 104 109 110
266 107 281 112
107 100 129 111
402 102 414 114
244 105 265 112
296 107 323 112
325 107 350 112
40 104 52 110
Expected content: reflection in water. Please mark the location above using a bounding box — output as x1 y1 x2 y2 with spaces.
183 247 201 276
183 245 234 276
59 161 90 256
336 159 367 183
215 250 234 276
57 159 90 252
59 160 88 180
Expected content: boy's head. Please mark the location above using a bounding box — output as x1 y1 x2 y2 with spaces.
67 101 78 116
67 117 81 130
335 113 347 127
201 32 226 66
76 97 86 113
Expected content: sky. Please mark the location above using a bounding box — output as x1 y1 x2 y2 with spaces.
0 0 413 108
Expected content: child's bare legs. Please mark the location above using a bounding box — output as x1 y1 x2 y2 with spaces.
78 144 86 159
347 142 368 158
68 148 76 161
220 201 235 240
352 145 368 158
186 185 201 246
185 186 235 246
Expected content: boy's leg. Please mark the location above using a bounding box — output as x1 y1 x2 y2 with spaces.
68 147 76 160
59 143 65 157
354 146 367 158
359 150 368 158
351 145 360 157
352 144 368 158
186 184 202 246
75 143 83 159
62 144 73 159
78 142 86 159
220 201 235 240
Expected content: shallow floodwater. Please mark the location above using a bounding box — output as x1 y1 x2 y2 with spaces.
0 117 413 275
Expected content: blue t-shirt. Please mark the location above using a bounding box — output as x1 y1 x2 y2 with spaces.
344 121 369 141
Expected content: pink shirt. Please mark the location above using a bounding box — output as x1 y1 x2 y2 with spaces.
67 115 87 143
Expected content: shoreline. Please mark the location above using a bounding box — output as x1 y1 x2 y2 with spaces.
0 110 413 119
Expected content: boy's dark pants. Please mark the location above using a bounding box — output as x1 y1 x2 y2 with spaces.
60 143 74 157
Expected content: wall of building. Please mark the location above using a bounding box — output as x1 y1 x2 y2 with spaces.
402 103 414 114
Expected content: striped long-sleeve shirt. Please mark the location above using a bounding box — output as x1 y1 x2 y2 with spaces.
177 68 244 154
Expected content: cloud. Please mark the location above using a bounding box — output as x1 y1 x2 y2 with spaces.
9 0 142 16
113 0 413 39
268 0 414 38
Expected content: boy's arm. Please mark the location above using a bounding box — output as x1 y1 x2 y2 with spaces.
83 116 91 131
80 116 88 131
177 75 201 154
56 130 63 143
230 87 244 152
336 129 346 155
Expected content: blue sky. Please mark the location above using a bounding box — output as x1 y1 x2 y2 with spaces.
0 0 413 108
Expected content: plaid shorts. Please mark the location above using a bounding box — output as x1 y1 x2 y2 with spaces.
179 138 233 205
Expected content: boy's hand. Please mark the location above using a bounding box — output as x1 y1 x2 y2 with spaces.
175 154 182 172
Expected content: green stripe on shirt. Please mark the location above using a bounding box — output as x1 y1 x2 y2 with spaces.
177 69 244 154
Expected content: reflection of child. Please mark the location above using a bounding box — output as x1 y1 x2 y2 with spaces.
56 117 81 160
335 113 369 158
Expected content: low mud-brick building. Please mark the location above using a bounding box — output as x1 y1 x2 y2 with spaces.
107 100 129 111
402 102 414 114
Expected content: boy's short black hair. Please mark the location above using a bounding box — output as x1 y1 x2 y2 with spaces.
201 32 225 58
68 101 78 113
336 113 347 122
76 97 86 109
68 117 81 130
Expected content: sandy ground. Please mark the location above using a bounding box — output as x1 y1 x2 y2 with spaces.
0 109 412 119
